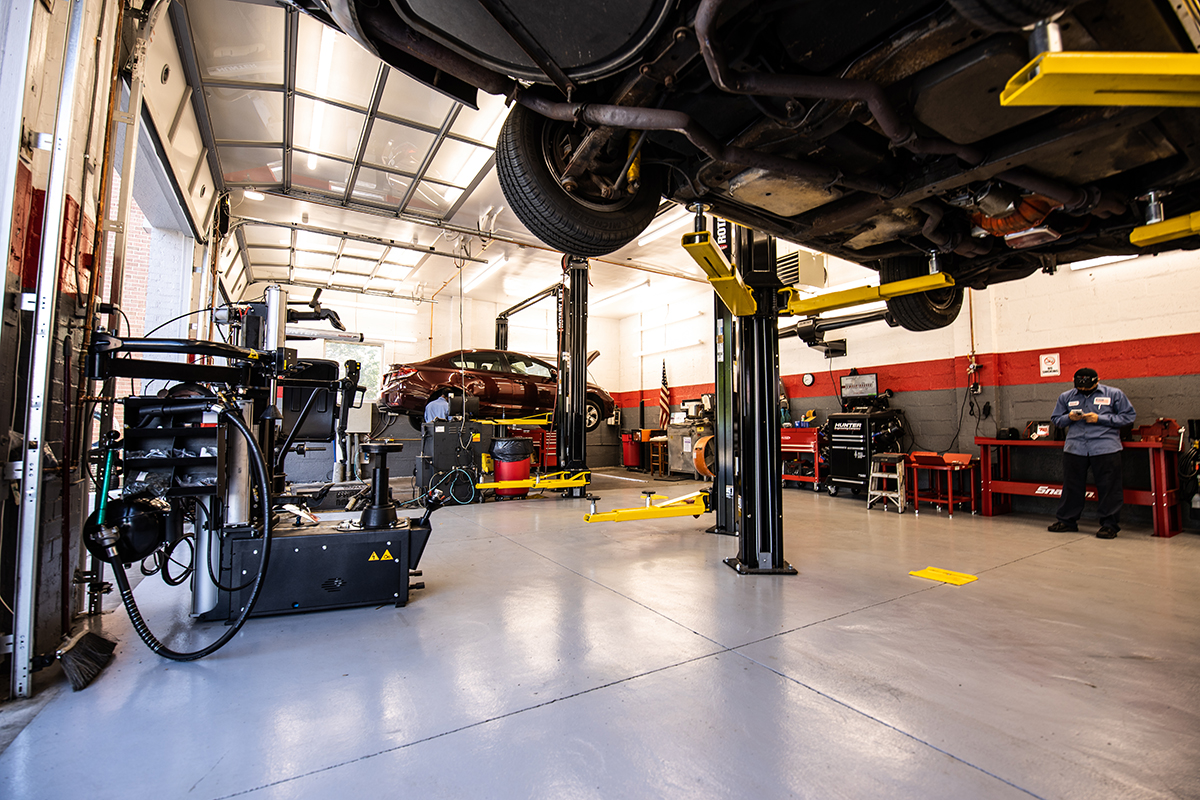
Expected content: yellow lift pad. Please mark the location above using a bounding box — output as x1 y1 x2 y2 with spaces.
585 490 709 523
779 272 955 317
1001 52 1200 108
475 470 590 491
909 566 978 586
1130 210 1200 247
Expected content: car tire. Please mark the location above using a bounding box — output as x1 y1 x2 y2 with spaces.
584 397 603 432
948 0 1076 31
880 256 964 332
496 104 662 257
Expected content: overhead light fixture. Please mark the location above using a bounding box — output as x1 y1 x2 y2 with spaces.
1068 254 1137 271
636 209 693 247
463 254 507 292
592 279 649 306
243 189 265 201
637 340 704 357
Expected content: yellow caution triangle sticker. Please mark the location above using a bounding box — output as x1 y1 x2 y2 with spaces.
381 549 393 561
368 551 379 561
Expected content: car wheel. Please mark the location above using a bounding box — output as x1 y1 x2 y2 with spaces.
948 0 1077 31
584 398 603 432
496 104 662 257
880 256 964 332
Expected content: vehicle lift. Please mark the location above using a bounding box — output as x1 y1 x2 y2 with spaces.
473 255 594 498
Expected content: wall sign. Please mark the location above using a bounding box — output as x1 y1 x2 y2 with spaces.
1039 353 1061 377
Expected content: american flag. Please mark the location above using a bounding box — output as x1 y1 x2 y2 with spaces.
659 360 670 429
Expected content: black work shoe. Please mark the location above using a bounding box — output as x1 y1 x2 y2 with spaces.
1096 527 1118 539
1047 520 1078 532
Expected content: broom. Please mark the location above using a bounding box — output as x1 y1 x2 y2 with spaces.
31 629 117 691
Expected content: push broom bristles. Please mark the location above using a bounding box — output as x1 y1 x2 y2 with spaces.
56 630 117 691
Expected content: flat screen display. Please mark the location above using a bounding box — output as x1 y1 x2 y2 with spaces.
839 373 878 397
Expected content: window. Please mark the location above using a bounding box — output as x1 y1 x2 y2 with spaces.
325 341 384 403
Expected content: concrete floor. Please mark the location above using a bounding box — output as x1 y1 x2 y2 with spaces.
2 470 1198 799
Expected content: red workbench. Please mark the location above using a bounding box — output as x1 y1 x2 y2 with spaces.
974 437 1182 537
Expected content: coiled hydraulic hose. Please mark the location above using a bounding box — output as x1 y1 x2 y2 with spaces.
110 404 273 661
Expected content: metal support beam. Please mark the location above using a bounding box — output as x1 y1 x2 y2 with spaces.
725 228 795 576
556 256 588 496
13 0 87 699
706 217 735 536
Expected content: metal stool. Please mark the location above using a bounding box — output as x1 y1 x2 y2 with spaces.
867 453 907 513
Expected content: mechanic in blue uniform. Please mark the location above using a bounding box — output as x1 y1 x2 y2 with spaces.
424 391 450 423
1048 367 1137 539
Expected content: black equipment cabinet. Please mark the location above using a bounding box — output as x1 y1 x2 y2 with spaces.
826 410 903 494
416 419 491 491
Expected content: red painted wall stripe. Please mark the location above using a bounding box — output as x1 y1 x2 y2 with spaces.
611 332 1200 407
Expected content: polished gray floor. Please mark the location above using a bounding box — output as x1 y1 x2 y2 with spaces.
2 471 1198 799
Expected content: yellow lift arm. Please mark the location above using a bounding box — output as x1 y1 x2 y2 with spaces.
475 412 553 427
680 230 757 316
584 489 712 523
476 470 590 492
1001 52 1200 108
1130 210 1200 247
778 271 955 317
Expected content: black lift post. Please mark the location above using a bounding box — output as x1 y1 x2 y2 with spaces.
706 214 736 537
726 227 795 575
556 255 589 497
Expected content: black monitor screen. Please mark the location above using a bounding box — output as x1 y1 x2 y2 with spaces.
840 373 878 398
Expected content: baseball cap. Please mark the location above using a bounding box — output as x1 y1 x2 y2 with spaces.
1073 368 1098 390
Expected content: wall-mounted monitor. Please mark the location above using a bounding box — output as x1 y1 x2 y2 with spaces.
839 373 878 398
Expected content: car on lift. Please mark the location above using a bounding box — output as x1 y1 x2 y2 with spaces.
307 0 1200 331
380 349 616 431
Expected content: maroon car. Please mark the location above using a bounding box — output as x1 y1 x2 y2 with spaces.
381 349 615 431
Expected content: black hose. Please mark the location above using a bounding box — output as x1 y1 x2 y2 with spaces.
111 404 273 662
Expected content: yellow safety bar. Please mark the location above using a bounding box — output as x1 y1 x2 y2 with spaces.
1130 210 1200 247
779 271 955 317
680 230 758 316
1001 52 1200 107
475 470 590 491
584 490 710 523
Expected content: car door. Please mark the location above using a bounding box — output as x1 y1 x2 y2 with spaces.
505 354 558 415
450 351 513 415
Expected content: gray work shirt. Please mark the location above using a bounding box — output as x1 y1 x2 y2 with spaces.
1050 384 1137 456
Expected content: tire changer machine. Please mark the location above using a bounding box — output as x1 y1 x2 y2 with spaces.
83 285 443 661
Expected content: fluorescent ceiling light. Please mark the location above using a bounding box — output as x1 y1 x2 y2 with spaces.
386 248 425 267
637 340 704 356
592 279 649 306
637 209 693 247
243 189 265 201
463 254 507 292
1068 254 1137 271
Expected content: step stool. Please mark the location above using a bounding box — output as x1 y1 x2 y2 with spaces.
867 453 907 513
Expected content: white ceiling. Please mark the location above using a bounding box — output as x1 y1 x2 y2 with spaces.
177 0 709 317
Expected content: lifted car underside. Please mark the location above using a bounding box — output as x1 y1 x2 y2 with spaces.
309 0 1200 328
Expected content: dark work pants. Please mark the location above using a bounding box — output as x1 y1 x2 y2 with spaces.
1057 450 1124 530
